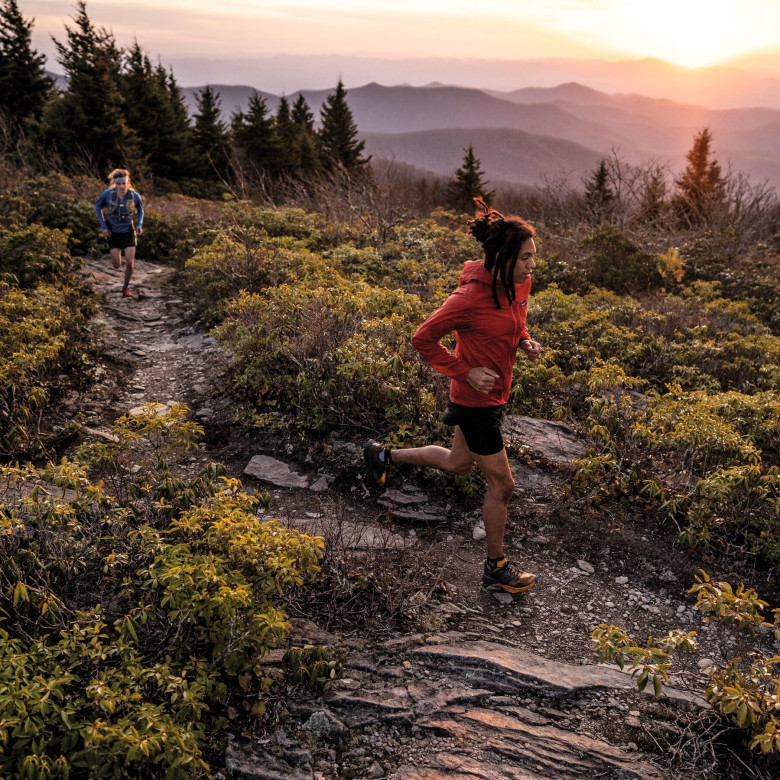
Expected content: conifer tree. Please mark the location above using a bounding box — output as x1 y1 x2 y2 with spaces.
291 93 320 176
673 127 727 227
43 1 141 172
231 92 282 179
584 159 614 220
446 145 494 213
191 84 230 181
0 0 51 126
121 42 192 180
274 94 297 175
318 79 368 172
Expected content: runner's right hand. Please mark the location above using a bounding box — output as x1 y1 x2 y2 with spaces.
467 366 499 394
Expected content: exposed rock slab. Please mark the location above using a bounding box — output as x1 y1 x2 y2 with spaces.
224 742 312 780
244 455 309 489
504 416 587 467
283 515 414 550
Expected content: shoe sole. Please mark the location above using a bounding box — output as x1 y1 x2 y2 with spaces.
482 579 536 594
363 445 386 486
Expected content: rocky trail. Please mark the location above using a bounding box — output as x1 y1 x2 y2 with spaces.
71 257 776 780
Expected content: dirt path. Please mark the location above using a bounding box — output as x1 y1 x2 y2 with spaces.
74 256 770 780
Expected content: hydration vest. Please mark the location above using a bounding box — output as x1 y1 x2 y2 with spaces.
106 190 136 220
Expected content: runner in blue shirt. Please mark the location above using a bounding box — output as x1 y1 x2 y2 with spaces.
94 168 144 298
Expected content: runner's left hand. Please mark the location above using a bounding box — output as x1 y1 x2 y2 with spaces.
520 340 542 361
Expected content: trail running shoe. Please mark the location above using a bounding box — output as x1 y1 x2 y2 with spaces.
122 286 132 298
482 558 536 594
363 439 386 485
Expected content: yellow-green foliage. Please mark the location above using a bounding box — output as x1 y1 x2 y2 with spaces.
594 571 780 753
0 281 90 456
185 225 341 325
0 406 323 778
214 281 443 436
0 225 74 288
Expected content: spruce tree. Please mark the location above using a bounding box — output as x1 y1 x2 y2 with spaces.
191 84 230 181
673 128 727 227
43 1 141 172
120 42 182 179
274 94 297 175
318 79 368 171
584 159 614 221
0 0 52 126
446 145 494 213
291 93 320 176
231 92 282 179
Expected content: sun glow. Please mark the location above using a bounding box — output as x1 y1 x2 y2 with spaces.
568 0 780 69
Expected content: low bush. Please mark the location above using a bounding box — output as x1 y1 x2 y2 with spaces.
0 405 323 778
213 281 445 438
0 280 93 457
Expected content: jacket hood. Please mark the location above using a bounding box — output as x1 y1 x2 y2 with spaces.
458 260 493 286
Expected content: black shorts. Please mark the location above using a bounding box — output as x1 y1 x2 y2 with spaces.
107 230 136 251
442 401 506 456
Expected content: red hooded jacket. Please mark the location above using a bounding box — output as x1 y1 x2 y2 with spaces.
411 260 532 407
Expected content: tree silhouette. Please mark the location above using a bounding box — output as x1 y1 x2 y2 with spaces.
446 145 494 213
42 1 141 172
291 94 320 176
318 80 368 172
231 92 282 179
673 128 727 227
191 85 230 181
584 159 614 221
0 0 51 126
121 42 193 181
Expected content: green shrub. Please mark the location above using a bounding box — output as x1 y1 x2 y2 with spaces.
0 405 323 777
0 225 75 288
213 281 444 437
0 281 92 456
185 227 341 325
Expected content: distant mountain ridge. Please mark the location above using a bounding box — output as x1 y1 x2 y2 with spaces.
180 81 780 191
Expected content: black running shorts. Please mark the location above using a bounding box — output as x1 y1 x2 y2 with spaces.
442 401 506 456
107 229 137 251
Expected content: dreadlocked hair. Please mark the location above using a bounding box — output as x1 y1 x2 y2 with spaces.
468 197 535 309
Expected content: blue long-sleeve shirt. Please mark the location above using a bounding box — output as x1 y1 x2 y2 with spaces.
94 188 144 233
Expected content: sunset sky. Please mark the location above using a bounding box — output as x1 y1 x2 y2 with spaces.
29 0 780 71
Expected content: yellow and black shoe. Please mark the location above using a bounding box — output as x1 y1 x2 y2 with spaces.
363 439 387 485
482 557 536 594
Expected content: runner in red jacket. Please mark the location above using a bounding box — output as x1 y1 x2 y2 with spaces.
365 199 542 594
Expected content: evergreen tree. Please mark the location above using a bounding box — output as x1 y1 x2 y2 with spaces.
318 79 368 171
43 1 141 172
120 42 192 180
291 93 320 176
231 92 282 179
191 84 230 180
673 127 727 227
446 145 494 213
584 159 614 220
0 0 52 125
274 94 297 175
639 164 668 223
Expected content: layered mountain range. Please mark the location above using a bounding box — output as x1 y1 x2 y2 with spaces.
181 81 780 190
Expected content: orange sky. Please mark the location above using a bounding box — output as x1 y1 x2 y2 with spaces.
29 0 780 70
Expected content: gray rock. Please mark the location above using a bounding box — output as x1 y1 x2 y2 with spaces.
577 560 595 575
243 455 309 489
302 710 349 740
309 475 330 493
224 742 312 780
378 489 428 506
492 592 513 605
615 576 629 585
504 415 587 467
472 523 486 541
